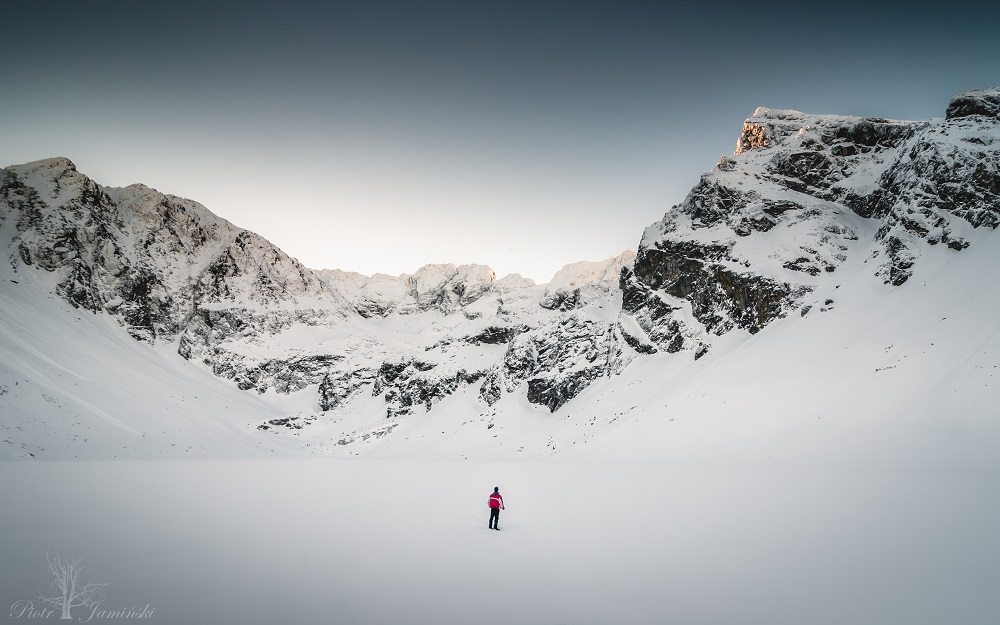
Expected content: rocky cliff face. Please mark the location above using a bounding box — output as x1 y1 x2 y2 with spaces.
1 158 358 401
469 251 641 412
479 306 634 412
3 159 163 340
622 87 999 355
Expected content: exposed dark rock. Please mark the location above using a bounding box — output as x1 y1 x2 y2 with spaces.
539 288 581 311
465 325 527 345
618 327 658 355
257 415 316 431
946 89 1000 119
479 313 631 412
319 369 374 411
373 357 487 418
832 118 915 149
627 240 795 338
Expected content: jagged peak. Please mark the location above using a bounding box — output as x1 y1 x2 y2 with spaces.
2 157 104 210
406 262 496 283
403 263 496 310
105 182 215 209
733 89 999 155
539 251 635 311
494 273 537 293
7 156 78 173
547 250 635 289
735 108 868 155
748 107 810 121
947 87 1000 119
104 182 160 196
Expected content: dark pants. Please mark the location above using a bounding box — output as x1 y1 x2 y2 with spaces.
489 507 500 529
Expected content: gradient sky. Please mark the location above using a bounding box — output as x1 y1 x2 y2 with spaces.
3 1 998 282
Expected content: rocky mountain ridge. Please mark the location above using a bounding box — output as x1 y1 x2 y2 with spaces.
621 87 999 357
0 158 638 417
1 87 997 445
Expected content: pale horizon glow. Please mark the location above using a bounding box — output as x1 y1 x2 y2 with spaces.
2 2 997 283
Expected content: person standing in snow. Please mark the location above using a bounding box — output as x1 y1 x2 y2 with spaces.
488 486 505 530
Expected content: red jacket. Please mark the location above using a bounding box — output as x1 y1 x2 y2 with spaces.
489 492 504 509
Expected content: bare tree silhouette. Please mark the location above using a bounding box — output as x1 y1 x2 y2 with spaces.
35 554 107 620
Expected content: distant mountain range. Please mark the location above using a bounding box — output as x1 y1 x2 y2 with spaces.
2 87 997 459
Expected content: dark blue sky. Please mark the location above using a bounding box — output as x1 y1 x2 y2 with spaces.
3 1 998 280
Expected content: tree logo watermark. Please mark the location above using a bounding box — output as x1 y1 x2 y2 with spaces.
9 554 155 621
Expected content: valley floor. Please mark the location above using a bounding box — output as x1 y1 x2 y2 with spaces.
2 456 997 625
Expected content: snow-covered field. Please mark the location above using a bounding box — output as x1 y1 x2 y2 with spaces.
2 456 997 625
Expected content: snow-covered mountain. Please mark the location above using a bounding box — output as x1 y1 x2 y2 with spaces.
1 87 998 460
622 87 999 357
0 157 639 456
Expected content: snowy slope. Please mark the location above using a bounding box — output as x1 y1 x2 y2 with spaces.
0 239 291 459
4 454 997 625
